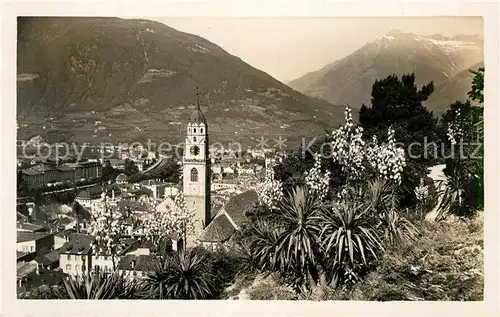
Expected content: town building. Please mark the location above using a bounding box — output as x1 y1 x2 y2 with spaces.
59 233 95 276
21 161 102 189
16 231 55 255
117 254 157 279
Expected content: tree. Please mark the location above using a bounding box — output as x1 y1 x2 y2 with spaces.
468 67 484 103
467 67 484 209
438 100 483 217
142 192 197 251
124 159 139 176
88 196 129 271
101 160 116 182
359 73 439 206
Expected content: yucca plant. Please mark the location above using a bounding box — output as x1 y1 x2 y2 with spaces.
437 162 478 220
364 178 398 214
241 218 284 271
274 186 323 278
377 208 418 245
57 271 150 299
364 178 418 245
320 199 384 287
147 248 215 299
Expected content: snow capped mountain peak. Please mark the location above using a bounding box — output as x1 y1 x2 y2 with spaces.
426 38 481 53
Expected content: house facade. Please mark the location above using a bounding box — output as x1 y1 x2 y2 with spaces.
59 233 95 276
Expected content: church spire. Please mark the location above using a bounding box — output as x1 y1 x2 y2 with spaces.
190 86 207 124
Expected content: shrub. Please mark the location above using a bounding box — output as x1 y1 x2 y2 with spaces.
147 248 215 299
350 215 483 301
247 273 298 300
57 272 150 299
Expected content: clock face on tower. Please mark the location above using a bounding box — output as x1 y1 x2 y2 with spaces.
190 145 200 156
190 184 199 194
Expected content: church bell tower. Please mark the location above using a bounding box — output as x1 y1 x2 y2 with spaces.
183 89 211 237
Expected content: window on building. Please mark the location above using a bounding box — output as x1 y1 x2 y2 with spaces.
201 128 204 133
75 264 80 271
30 246 34 252
190 168 198 182
95 255 99 260
193 136 197 142
104 265 108 272
104 256 108 260
82 265 86 272
67 254 71 261
193 128 197 133
81 255 85 260
133 271 137 276
141 271 146 277
66 264 71 271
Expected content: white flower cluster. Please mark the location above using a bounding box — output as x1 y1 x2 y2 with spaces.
88 199 128 256
331 106 366 180
447 108 465 145
304 153 331 200
143 192 197 248
366 127 406 183
414 178 429 203
257 167 284 210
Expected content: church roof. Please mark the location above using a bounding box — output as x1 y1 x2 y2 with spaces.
190 107 206 125
189 91 207 124
224 190 259 228
199 214 235 242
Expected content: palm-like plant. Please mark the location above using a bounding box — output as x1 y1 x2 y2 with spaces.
364 178 397 213
241 218 284 271
377 208 418 245
321 200 383 266
275 186 323 276
147 248 215 299
364 178 418 245
57 271 149 299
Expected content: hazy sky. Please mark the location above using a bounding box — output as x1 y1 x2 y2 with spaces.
151 17 483 82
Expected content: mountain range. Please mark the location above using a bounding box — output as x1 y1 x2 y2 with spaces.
17 17 344 146
17 20 483 147
288 29 483 115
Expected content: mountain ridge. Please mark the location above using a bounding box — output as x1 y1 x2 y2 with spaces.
17 17 345 146
288 30 483 114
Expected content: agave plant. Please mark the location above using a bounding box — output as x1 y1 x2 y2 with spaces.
147 248 215 299
57 271 150 299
